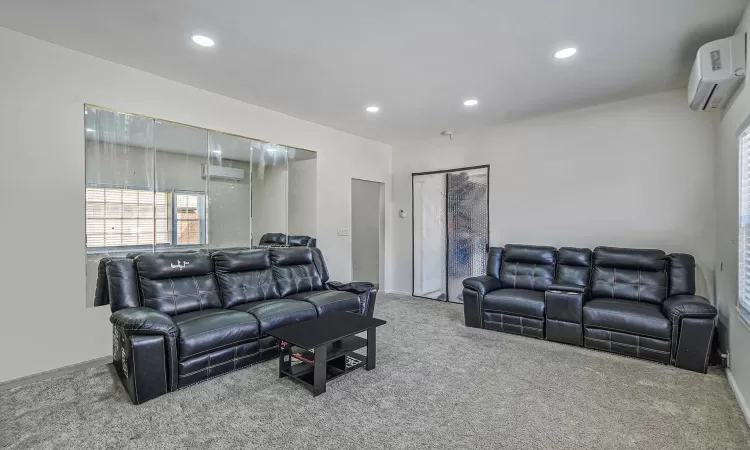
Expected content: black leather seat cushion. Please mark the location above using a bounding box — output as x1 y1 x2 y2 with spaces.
483 288 545 319
285 290 360 316
173 309 259 360
231 299 317 334
583 298 671 339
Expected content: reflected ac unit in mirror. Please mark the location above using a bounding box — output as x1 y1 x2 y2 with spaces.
688 34 746 111
201 164 244 181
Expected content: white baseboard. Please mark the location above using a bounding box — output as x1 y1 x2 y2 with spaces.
382 290 413 296
0 356 110 390
727 369 750 428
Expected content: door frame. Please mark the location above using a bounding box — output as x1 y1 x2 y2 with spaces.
411 164 490 300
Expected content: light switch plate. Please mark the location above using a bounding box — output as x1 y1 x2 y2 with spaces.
337 228 350 236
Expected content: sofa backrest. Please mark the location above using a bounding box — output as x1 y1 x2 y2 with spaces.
499 244 557 292
270 247 326 297
666 253 696 296
288 235 316 247
103 258 141 312
212 249 280 308
135 252 222 316
486 247 503 278
555 247 592 287
259 233 287 245
590 247 668 304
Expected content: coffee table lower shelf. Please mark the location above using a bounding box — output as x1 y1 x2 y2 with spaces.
280 351 367 386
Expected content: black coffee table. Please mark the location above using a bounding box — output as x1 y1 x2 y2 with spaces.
266 312 386 396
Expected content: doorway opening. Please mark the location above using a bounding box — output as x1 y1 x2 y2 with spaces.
351 179 385 288
412 165 489 303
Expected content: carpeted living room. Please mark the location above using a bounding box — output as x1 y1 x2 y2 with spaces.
2 1 750 449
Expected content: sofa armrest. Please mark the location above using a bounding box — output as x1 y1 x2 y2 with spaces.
110 307 179 399
327 281 378 317
547 283 589 294
662 295 717 373
110 307 179 338
662 295 717 322
462 276 502 296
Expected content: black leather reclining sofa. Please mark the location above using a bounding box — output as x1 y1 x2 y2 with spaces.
96 246 376 404
463 245 717 373
258 233 316 247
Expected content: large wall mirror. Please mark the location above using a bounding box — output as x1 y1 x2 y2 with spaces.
84 105 317 307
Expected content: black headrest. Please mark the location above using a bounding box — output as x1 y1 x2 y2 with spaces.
503 244 556 265
270 247 313 266
260 233 287 245
288 235 313 246
135 252 214 279
593 246 666 271
558 247 592 267
213 249 271 273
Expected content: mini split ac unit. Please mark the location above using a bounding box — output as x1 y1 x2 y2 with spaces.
201 164 245 181
688 34 746 111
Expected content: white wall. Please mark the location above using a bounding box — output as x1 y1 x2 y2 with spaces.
351 179 383 286
714 3 750 424
251 163 289 245
389 90 717 297
0 27 392 383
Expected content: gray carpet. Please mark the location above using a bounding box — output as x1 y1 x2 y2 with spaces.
1 293 749 449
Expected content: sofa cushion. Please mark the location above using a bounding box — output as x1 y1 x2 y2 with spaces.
583 298 671 340
483 288 545 319
285 290 360 316
231 299 317 334
591 247 668 305
499 245 556 292
173 309 259 360
270 248 325 297
136 253 222 316
213 249 280 308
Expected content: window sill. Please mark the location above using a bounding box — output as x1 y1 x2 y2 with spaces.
737 306 750 334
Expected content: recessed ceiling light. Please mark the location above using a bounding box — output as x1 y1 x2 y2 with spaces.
463 99 479 106
554 47 577 59
365 105 380 113
191 35 215 47
86 128 95 133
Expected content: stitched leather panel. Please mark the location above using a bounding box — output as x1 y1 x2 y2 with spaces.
177 342 260 388
285 290 360 316
483 312 544 338
591 247 667 304
583 298 671 339
546 320 582 345
259 335 279 357
270 248 324 296
484 288 545 319
105 258 141 312
231 299 317 334
555 247 592 287
584 327 670 363
213 250 280 307
499 245 556 292
139 274 222 316
259 233 286 245
173 309 259 360
310 248 330 284
136 253 221 316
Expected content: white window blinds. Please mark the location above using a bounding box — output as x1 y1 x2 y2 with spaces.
86 187 171 248
739 129 750 313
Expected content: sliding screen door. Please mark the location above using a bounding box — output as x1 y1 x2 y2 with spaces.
413 166 489 303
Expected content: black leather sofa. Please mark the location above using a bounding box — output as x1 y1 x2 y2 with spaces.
463 245 717 373
258 233 316 247
97 247 377 404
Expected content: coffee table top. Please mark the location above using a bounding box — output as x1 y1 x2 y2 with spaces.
266 312 386 349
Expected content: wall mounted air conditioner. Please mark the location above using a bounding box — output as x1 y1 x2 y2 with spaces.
201 164 244 181
688 34 746 111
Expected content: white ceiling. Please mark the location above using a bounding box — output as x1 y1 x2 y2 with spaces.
2 0 748 143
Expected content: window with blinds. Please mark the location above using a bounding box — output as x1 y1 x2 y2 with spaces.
175 193 206 246
739 129 750 313
86 187 171 249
